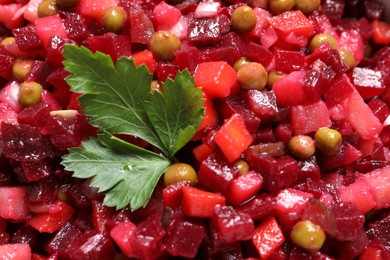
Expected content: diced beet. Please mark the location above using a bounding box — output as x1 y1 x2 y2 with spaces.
275 122 292 145
331 202 365 241
272 70 307 107
0 244 31 259
236 194 276 221
366 212 390 252
337 177 377 214
317 142 347 171
0 54 14 80
91 200 115 234
320 0 345 20
216 96 261 132
88 33 131 61
297 156 321 181
35 14 68 48
245 142 285 158
243 89 279 121
162 181 190 209
352 67 385 100
252 217 285 260
368 98 390 123
129 5 155 44
364 0 385 20
339 30 364 65
165 218 205 258
67 230 116 260
46 69 71 109
380 125 390 147
271 10 314 37
174 45 199 73
275 188 314 216
187 15 228 46
66 186 91 209
212 205 254 243
21 160 52 182
249 7 272 38
46 36 76 68
0 186 29 221
302 198 336 236
110 221 137 258
290 100 332 135
275 50 305 73
25 60 52 87
153 1 182 30
61 11 89 42
17 103 51 129
28 200 75 233
10 225 38 252
244 41 274 67
1 122 55 162
226 171 263 206
45 221 82 256
155 61 179 82
306 43 348 75
0 80 22 113
78 0 119 21
130 215 166 260
363 166 390 209
12 25 43 51
323 75 354 106
360 239 390 260
25 176 59 205
254 124 277 143
198 153 239 194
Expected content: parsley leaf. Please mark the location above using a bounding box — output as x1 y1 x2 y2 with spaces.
62 133 171 210
62 45 164 153
145 70 204 158
61 44 204 210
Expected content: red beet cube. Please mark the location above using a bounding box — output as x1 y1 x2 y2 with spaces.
45 221 82 256
331 202 365 241
0 186 29 221
244 41 273 67
61 11 89 42
1 122 55 162
368 98 390 123
352 67 385 100
91 200 114 234
162 181 190 209
129 5 154 44
275 50 305 73
155 61 179 82
110 221 137 258
25 60 52 87
188 15 226 46
212 205 255 243
270 10 314 37
236 194 276 221
272 71 307 106
0 54 14 80
323 75 354 106
12 25 43 51
243 90 279 122
252 217 285 259
275 188 314 216
302 198 337 236
46 36 76 68
226 170 263 206
165 218 205 258
290 100 332 135
88 33 131 61
130 215 166 260
198 151 240 194
67 230 116 260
